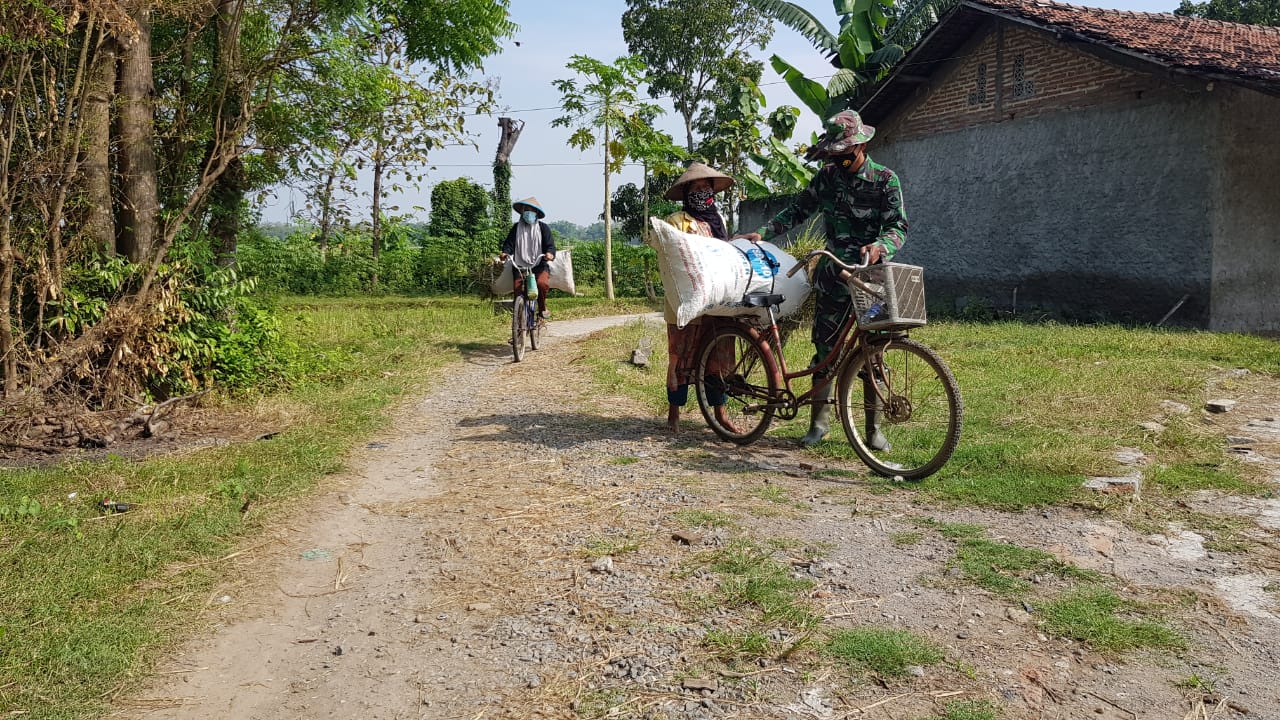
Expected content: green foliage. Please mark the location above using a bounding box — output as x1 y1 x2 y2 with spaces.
1175 0 1279 25
429 178 492 238
553 54 659 299
825 627 944 677
622 0 774 150
750 0 906 117
567 241 661 298
608 183 648 242
387 0 517 70
239 224 501 297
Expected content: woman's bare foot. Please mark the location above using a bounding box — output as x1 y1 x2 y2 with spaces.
713 405 743 435
666 404 681 434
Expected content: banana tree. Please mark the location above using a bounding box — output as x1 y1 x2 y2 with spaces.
748 0 907 119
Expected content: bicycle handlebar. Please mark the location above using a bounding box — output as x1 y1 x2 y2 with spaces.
785 249 870 278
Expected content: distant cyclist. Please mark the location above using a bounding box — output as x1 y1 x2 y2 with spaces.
500 197 557 319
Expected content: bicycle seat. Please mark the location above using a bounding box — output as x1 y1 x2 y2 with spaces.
742 293 785 308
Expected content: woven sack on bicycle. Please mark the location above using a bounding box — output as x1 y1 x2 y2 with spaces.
851 263 927 330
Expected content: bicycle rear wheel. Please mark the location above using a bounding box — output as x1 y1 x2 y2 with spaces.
512 297 528 362
529 304 543 350
836 337 962 480
695 323 779 444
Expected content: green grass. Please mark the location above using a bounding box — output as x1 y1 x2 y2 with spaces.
704 540 820 630
0 295 638 720
704 629 772 661
890 531 923 546
752 484 795 505
918 699 1001 720
582 319 1279 510
953 537 1098 596
825 627 944 677
1040 587 1183 652
581 534 643 558
673 509 737 529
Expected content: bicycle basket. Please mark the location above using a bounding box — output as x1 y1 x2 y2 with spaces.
850 263 927 330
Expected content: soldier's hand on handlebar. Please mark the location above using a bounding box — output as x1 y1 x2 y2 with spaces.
860 244 884 265
732 232 762 244
498 252 509 262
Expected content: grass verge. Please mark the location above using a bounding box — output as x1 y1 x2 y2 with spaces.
0 295 637 720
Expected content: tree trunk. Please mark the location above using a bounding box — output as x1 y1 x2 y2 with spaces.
116 0 159 263
83 34 117 256
602 119 614 301
372 152 384 289
492 117 523 226
681 108 694 153
208 0 246 267
0 56 29 396
319 165 337 259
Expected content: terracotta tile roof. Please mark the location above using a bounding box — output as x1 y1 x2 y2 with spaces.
974 0 1280 88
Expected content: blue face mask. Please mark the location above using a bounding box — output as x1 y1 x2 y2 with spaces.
522 210 538 225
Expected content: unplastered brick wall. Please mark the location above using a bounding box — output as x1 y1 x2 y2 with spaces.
895 24 1166 139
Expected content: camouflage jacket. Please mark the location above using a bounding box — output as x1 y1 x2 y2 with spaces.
756 156 907 263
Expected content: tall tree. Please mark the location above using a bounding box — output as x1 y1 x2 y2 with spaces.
622 0 773 152
1175 0 1279 24
356 23 495 286
117 0 160 263
552 54 658 300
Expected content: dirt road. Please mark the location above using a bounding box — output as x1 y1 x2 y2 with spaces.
116 315 1280 720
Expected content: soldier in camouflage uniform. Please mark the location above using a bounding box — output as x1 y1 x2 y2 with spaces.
735 110 907 448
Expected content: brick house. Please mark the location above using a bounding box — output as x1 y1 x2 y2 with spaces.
752 0 1280 331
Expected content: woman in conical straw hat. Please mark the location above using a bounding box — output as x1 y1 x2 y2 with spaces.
659 162 740 434
500 197 557 318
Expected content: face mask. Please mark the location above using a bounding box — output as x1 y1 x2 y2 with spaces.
687 188 715 207
521 210 538 224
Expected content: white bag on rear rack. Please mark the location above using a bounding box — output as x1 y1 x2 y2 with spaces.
647 217 810 328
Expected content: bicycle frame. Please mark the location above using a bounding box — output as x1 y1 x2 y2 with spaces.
713 255 895 414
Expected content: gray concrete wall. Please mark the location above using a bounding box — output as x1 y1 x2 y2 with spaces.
1209 86 1280 334
862 92 1219 325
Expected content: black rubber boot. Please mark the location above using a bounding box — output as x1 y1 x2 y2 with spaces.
863 375 891 451
801 383 832 447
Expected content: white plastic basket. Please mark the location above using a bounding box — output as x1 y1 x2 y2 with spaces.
850 263 927 330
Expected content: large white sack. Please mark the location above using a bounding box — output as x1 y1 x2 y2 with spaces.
647 217 811 328
489 250 577 296
548 249 576 295
490 259 514 296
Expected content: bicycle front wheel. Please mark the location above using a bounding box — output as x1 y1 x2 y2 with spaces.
695 323 779 445
512 298 528 362
836 337 962 480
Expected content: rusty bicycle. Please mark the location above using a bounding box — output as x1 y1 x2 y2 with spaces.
693 249 963 480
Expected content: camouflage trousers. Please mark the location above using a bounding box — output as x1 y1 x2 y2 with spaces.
810 261 855 381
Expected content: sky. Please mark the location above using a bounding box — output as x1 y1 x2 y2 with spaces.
261 0 1181 229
